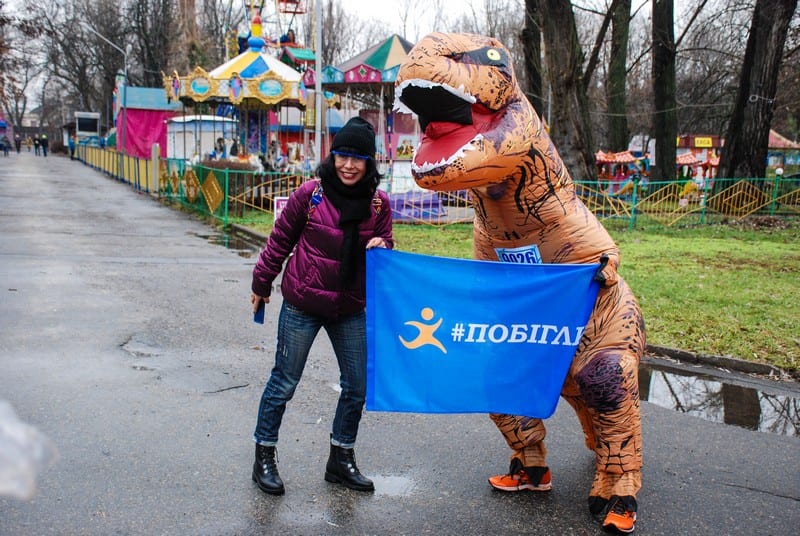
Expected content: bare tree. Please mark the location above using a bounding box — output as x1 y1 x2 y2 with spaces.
651 0 677 181
616 6 653 152
720 0 799 178
772 13 800 141
0 1 43 125
18 0 111 121
427 0 450 35
394 0 419 40
520 0 544 117
130 0 178 87
0 0 13 105
521 1 627 181
2 55 41 129
665 2 745 137
607 0 632 151
317 0 383 65
649 0 726 181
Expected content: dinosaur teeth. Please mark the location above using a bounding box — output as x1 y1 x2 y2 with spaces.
393 79 476 113
393 100 413 114
411 135 483 174
412 156 454 174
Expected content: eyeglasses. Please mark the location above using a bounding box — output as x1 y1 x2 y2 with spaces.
332 150 369 161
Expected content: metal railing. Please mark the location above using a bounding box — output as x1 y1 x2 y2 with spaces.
76 146 800 229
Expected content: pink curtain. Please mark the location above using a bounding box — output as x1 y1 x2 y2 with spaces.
118 110 176 159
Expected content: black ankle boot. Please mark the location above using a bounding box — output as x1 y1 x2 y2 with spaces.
324 441 374 492
252 444 285 495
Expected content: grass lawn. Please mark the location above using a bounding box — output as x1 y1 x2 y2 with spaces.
240 214 800 374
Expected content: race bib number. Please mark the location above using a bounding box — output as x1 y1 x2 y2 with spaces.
495 244 543 265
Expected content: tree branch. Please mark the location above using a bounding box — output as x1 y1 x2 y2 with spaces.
583 0 623 90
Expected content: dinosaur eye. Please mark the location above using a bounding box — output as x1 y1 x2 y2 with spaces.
457 47 508 67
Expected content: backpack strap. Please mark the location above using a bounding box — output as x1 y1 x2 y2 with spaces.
306 179 383 220
372 192 384 214
307 180 324 221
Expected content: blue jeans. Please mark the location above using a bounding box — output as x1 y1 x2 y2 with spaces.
254 302 367 449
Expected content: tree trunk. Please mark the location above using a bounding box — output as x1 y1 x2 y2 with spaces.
652 0 677 182
520 0 545 118
607 0 631 152
719 0 798 179
540 0 595 182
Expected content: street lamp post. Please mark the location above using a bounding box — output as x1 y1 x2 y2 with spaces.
82 23 130 179
314 0 322 163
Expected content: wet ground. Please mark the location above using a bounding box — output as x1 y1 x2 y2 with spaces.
640 359 798 437
1 152 798 535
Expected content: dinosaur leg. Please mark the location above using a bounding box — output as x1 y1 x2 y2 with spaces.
570 348 643 510
489 413 547 467
561 386 597 452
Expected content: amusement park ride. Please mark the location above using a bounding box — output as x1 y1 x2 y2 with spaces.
164 1 315 163
164 0 418 177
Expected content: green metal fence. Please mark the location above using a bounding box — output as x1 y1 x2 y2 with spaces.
577 175 800 229
82 148 800 229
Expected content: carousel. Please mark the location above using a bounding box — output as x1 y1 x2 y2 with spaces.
163 5 307 162
160 0 316 217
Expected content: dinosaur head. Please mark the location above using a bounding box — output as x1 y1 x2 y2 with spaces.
394 32 537 190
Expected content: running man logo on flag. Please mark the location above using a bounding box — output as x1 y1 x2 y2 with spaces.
366 249 601 417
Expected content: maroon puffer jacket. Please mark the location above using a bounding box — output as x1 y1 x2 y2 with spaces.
251 178 394 319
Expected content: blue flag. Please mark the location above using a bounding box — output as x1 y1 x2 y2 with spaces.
366 249 600 417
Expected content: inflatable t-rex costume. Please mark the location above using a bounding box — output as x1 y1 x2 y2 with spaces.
394 32 646 532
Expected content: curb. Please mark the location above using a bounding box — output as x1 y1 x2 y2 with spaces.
229 223 269 245
644 344 795 381
228 223 797 383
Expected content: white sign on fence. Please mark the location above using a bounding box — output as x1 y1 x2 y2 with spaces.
274 196 289 221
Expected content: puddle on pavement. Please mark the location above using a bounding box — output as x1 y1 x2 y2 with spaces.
192 231 257 258
639 363 798 437
371 475 415 497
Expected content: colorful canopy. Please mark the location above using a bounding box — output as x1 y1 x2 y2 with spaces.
676 152 700 166
342 33 414 73
302 34 414 108
163 38 306 110
596 150 637 164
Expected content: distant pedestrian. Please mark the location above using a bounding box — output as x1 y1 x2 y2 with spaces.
14 134 22 154
33 136 40 156
40 134 48 157
25 136 32 152
68 135 76 160
1 135 9 157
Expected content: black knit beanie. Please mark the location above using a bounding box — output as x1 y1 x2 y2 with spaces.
331 117 376 158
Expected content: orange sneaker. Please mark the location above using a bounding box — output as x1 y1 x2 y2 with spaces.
602 495 637 534
488 459 552 492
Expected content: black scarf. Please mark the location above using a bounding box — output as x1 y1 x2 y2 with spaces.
320 173 376 287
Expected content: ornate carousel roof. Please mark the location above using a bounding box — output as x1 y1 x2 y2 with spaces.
162 12 306 110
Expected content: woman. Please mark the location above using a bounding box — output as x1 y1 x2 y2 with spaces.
250 117 393 495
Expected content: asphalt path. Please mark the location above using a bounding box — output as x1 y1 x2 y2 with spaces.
1 151 798 535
